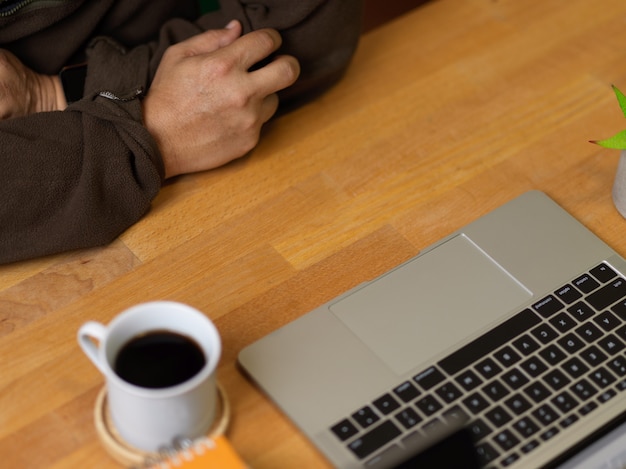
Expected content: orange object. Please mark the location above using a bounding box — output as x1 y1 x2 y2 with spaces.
148 436 248 469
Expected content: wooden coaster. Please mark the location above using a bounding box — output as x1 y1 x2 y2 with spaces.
94 382 230 467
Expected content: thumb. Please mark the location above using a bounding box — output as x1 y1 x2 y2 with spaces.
178 20 242 57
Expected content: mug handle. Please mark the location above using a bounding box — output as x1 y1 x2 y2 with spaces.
77 321 107 374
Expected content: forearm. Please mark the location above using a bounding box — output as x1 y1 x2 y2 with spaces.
0 101 162 264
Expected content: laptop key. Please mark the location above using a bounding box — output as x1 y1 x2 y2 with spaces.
502 368 530 388
531 323 559 344
504 394 532 415
485 406 512 427
616 325 626 342
347 420 402 459
561 357 589 379
413 366 446 390
551 391 578 413
521 439 540 454
442 405 469 425
523 381 551 403
394 407 422 430
549 312 577 333
557 333 585 354
373 393 401 415
520 356 548 377
331 418 359 441
579 345 608 367
494 346 522 367
533 403 560 425
575 322 604 343
594 311 622 331
539 344 566 365
607 356 626 376
475 357 503 379
463 392 490 414
540 426 560 441
483 380 510 401
543 369 570 391
588 367 616 389
570 378 597 401
579 401 598 416
513 416 540 438
455 369 483 391
475 441 499 465
415 395 442 416
555 284 583 304
573 274 600 294
590 263 617 283
611 300 626 320
597 334 625 355
501 452 520 467
435 382 463 403
598 389 617 404
587 278 626 311
560 414 579 429
468 418 492 440
352 406 380 428
393 381 420 403
438 309 541 375
493 429 520 451
421 417 445 434
512 334 541 356
533 295 565 318
567 301 596 322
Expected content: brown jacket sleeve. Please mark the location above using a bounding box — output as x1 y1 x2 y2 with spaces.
0 87 162 264
0 37 162 264
0 0 362 264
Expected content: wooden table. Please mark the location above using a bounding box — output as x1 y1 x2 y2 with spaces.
3 0 626 467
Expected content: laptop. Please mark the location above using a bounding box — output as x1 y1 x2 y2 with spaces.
238 190 626 468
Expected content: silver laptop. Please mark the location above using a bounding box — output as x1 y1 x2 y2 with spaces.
239 190 626 468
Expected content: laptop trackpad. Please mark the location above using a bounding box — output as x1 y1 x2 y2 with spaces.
330 234 532 375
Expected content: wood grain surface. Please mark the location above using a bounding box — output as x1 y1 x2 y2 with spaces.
3 0 626 467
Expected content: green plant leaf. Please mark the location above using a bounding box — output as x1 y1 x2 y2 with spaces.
614 85 626 118
592 129 626 149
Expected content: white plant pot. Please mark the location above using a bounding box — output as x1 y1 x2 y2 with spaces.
613 150 626 218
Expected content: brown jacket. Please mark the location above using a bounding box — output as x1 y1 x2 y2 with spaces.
0 0 362 264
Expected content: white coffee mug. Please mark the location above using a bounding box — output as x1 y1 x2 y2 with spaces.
77 301 221 452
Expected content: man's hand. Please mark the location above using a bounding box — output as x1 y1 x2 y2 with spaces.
142 20 300 179
0 49 66 119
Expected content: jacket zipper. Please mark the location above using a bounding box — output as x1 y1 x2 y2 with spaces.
0 0 68 17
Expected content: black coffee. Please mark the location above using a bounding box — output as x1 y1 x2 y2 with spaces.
114 330 206 388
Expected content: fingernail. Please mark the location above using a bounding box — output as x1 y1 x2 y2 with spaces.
225 20 238 30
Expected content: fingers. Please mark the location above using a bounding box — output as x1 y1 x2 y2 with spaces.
230 28 283 71
252 54 300 96
260 93 280 123
210 28 300 98
173 20 243 58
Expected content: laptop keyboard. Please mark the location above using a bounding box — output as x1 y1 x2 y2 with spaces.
330 263 626 468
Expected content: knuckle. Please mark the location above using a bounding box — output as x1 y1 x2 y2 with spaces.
244 112 262 132
224 87 251 110
281 57 300 84
211 56 236 78
253 29 280 52
160 46 178 63
0 49 13 71
241 130 261 153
